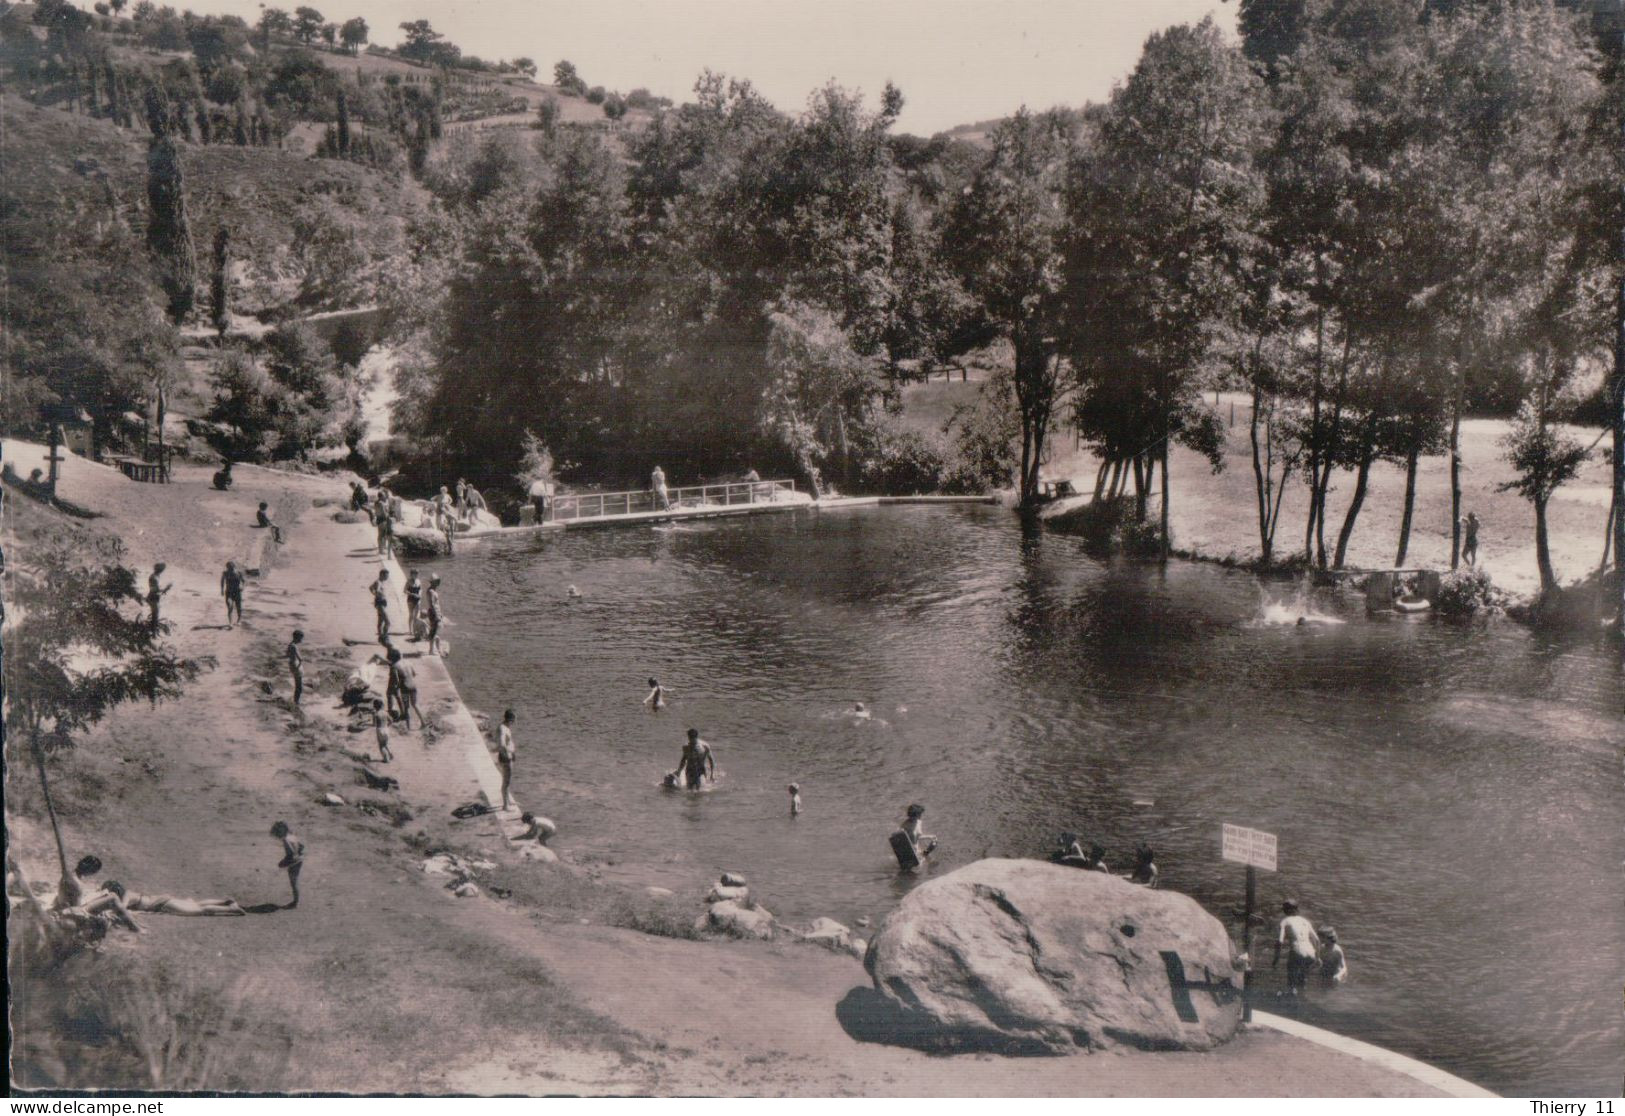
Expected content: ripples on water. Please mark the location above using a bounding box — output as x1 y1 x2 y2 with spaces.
421 506 1624 1096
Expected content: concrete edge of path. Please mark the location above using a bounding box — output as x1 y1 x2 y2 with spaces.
1251 1011 1498 1098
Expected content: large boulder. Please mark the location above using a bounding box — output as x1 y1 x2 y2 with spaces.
863 858 1242 1053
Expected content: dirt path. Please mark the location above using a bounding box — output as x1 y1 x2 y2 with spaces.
5 446 1455 1096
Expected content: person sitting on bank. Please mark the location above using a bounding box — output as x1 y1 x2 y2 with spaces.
1051 832 1088 867
1129 843 1159 887
212 461 233 491
69 880 143 933
53 854 104 911
256 501 284 544
1082 844 1111 873
901 804 937 860
513 812 557 846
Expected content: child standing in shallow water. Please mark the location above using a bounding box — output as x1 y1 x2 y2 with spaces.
643 678 665 711
270 821 304 909
788 783 802 817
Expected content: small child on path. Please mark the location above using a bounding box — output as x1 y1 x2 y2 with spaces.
147 563 171 628
257 502 284 544
271 821 304 909
372 698 394 763
287 630 305 705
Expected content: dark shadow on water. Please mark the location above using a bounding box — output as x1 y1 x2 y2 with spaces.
242 902 282 915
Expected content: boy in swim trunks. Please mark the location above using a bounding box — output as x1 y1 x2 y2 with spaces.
220 560 245 626
271 821 304 909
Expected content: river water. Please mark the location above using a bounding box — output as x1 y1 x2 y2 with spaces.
420 506 1624 1096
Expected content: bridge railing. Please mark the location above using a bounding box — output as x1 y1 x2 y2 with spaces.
546 479 798 523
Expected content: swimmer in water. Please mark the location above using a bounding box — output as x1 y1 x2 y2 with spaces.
673 728 714 790
852 702 870 719
643 678 665 711
788 783 802 817
567 585 582 599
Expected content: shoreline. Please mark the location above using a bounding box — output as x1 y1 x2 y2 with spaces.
2 444 1496 1096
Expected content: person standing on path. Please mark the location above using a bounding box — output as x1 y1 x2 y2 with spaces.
146 563 171 628
495 708 517 811
374 498 395 560
1273 898 1322 997
270 821 304 909
1461 511 1480 568
404 570 424 640
387 650 422 729
369 569 392 640
220 560 245 627
651 464 669 511
287 630 305 705
528 476 551 523
426 574 444 656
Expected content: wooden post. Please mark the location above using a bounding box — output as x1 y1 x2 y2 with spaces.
45 424 66 497
1242 865 1256 1023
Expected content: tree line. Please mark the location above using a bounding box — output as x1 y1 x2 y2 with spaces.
391 0 1618 597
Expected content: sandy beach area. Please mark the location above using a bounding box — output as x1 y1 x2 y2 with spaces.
4 441 1468 1096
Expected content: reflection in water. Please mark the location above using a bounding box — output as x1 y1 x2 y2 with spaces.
424 507 1623 1096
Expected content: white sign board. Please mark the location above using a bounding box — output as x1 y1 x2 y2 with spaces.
1221 824 1278 872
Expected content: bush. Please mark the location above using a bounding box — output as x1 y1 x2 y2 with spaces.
1434 567 1498 617
585 85 605 105
849 417 949 494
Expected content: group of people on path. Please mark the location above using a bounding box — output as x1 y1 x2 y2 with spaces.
22 819 307 940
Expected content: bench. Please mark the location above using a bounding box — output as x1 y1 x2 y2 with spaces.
111 456 169 483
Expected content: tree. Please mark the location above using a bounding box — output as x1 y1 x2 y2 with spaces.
553 58 586 95
146 99 196 467
339 16 367 54
511 56 536 79
210 226 230 339
398 19 444 64
291 6 324 44
335 88 350 154
1063 18 1266 553
4 543 205 906
256 6 291 48
1500 393 1592 597
943 108 1075 507
535 94 559 135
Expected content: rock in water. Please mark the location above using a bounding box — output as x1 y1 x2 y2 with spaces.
800 917 854 953
720 871 748 887
696 899 775 940
705 882 750 904
864 859 1242 1053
